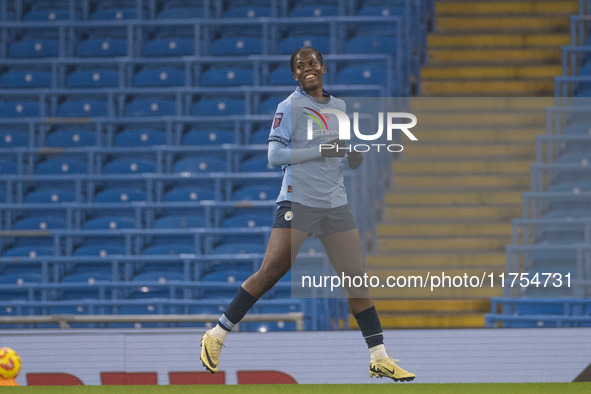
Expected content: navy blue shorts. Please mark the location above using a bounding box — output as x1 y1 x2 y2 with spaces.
273 201 357 238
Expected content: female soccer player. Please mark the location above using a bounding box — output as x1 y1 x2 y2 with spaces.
200 47 415 382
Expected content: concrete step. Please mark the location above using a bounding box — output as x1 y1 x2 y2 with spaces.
422 65 562 80
377 236 510 252
436 1 578 15
410 97 552 111
377 222 512 237
415 112 545 127
367 252 505 269
385 205 522 220
385 191 522 204
351 312 485 329
421 79 553 96
411 128 542 142
435 16 569 32
368 285 501 299
394 160 532 174
427 48 561 64
393 174 531 189
374 299 491 313
428 33 569 48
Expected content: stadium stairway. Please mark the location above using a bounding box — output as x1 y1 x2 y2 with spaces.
358 0 577 329
422 0 576 96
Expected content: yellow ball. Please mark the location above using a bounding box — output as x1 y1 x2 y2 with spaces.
0 347 21 380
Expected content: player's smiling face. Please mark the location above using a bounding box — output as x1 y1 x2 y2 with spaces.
293 50 326 94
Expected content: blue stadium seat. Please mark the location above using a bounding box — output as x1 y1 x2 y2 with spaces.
76 39 127 57
259 96 284 114
536 228 585 244
3 246 54 258
83 216 135 230
62 272 111 283
67 69 119 88
202 67 253 87
232 185 277 201
124 99 176 117
134 68 185 87
203 265 249 280
103 158 157 174
564 122 591 135
173 157 227 173
132 271 185 283
45 129 96 147
0 158 17 174
9 39 59 58
358 5 405 17
337 65 386 85
158 7 205 19
61 273 112 300
34 158 87 175
73 243 125 257
210 38 262 56
115 129 167 146
201 269 250 298
212 242 265 255
0 10 15 21
251 128 270 144
143 243 196 255
0 131 28 147
223 5 270 18
143 38 194 57
269 67 295 85
192 99 245 116
241 156 277 172
299 238 324 254
94 188 147 203
90 7 140 21
0 273 41 301
182 130 234 145
0 101 44 117
222 213 273 228
24 189 76 203
0 273 42 284
0 70 51 89
163 187 215 202
243 303 301 331
289 5 338 17
278 36 330 55
57 99 108 117
346 36 397 54
14 215 66 230
154 214 205 229
557 152 591 164
24 9 79 21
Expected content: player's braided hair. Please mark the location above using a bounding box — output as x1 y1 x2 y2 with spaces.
290 47 324 74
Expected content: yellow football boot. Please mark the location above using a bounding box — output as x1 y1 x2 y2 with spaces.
199 330 224 373
369 356 415 382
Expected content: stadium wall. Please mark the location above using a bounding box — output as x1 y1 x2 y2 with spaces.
3 328 590 385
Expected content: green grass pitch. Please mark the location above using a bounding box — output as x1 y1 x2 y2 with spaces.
6 383 591 393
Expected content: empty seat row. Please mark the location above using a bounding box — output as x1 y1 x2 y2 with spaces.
0 63 389 91
4 0 417 21
4 33 399 58
0 124 278 149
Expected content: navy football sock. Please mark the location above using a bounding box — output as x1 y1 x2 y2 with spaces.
354 306 384 348
217 286 258 331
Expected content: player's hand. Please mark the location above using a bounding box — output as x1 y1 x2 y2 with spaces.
347 150 363 169
320 138 346 158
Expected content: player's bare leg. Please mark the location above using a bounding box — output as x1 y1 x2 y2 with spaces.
320 229 415 382
200 228 308 373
